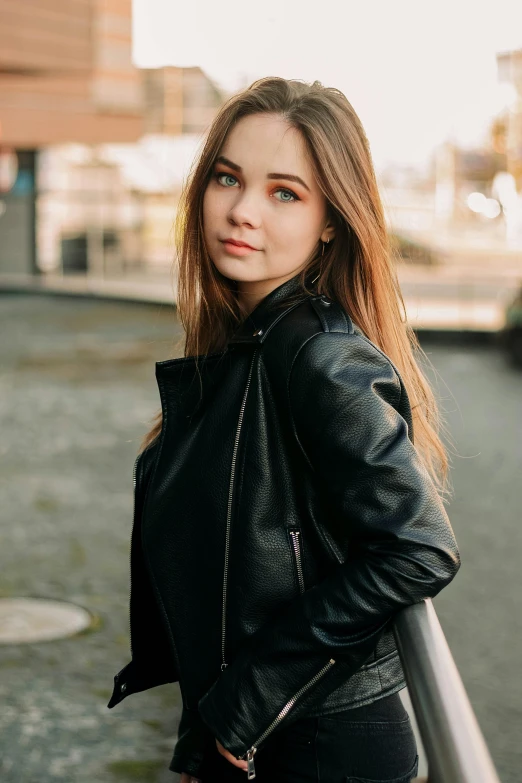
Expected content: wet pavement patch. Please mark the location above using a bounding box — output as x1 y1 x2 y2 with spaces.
0 598 93 644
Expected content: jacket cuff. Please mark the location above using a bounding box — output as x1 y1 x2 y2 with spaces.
169 705 215 776
198 684 250 759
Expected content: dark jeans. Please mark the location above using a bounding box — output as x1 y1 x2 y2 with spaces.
196 690 419 782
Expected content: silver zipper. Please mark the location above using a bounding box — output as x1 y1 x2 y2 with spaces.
221 349 258 670
289 529 305 594
241 658 336 779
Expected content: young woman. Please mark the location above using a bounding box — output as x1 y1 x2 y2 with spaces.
107 77 461 783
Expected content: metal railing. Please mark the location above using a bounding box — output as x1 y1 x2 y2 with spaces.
393 598 500 783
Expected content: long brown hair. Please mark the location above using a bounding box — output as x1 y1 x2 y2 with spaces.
141 76 450 496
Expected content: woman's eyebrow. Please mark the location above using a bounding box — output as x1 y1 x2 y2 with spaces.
268 172 311 192
215 156 311 192
216 155 242 172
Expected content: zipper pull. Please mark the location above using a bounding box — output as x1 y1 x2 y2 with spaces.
246 747 256 779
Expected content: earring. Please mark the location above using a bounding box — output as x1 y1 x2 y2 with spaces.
312 238 328 285
321 237 330 257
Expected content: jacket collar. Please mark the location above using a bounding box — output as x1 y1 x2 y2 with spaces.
228 269 319 346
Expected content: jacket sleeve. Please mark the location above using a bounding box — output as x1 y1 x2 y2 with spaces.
169 705 216 777
197 331 461 760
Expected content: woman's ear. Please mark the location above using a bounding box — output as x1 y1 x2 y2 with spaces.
320 226 335 243
320 212 336 244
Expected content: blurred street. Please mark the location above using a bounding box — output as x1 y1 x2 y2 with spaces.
0 294 521 782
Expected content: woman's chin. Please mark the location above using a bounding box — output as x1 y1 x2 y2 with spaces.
211 256 265 283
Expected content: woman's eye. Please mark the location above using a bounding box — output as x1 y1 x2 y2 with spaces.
216 173 238 187
214 173 298 203
274 188 298 203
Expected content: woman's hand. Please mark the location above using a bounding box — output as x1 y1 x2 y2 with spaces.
180 739 248 782
216 738 249 771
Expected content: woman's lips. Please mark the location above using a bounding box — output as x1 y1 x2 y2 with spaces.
221 240 258 256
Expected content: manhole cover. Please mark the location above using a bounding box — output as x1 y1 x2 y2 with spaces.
0 598 93 644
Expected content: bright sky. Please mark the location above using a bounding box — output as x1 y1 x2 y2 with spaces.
133 0 522 170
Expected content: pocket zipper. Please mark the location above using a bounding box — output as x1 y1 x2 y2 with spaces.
289 528 305 594
240 658 336 779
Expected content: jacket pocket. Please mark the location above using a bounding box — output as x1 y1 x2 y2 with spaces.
288 527 306 594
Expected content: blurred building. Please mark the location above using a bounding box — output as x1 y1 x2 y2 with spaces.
0 0 142 147
143 67 227 135
497 49 522 188
0 0 227 277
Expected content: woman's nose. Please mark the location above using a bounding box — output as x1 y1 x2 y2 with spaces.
227 193 262 228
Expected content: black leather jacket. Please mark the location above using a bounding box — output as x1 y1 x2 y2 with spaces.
107 271 461 779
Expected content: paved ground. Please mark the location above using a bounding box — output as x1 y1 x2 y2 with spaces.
0 294 520 782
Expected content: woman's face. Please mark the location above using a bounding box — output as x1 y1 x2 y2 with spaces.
202 113 334 311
